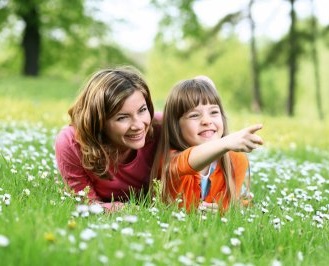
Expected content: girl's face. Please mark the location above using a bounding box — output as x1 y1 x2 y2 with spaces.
105 90 151 152
179 103 223 147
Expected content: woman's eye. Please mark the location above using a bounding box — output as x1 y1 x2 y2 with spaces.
140 106 148 113
117 116 127 121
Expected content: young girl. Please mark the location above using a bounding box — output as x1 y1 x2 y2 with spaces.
151 76 263 212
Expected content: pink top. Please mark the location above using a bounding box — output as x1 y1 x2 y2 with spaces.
55 124 161 207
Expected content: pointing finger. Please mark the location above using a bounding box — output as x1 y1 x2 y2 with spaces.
247 124 263 134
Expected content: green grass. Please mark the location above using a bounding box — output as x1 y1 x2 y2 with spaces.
0 76 81 127
0 76 329 265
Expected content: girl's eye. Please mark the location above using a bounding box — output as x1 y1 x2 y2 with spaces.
188 113 199 119
211 110 220 115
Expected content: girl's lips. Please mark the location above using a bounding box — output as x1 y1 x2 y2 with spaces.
198 130 216 138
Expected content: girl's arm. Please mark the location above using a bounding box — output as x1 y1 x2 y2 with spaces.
188 124 263 171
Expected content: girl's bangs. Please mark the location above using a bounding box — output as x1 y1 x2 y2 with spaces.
178 82 219 115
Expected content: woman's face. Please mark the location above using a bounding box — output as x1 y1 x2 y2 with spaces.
105 90 151 152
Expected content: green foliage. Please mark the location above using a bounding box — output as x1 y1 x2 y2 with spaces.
261 18 326 69
0 0 136 78
259 67 287 115
0 39 23 75
147 37 254 112
147 30 329 117
152 0 204 44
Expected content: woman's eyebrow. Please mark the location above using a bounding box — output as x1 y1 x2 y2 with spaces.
116 104 147 116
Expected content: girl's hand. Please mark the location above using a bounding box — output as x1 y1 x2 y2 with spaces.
223 124 263 153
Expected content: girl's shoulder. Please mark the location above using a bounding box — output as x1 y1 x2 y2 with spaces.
229 151 248 164
228 151 249 171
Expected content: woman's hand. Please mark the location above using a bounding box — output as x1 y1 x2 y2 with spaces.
96 201 126 213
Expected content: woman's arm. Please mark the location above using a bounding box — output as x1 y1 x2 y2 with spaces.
55 128 128 213
54 127 103 200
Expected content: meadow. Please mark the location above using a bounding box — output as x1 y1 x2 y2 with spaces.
0 76 328 266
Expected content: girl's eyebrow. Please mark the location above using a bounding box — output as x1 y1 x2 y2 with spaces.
208 105 220 110
186 108 199 113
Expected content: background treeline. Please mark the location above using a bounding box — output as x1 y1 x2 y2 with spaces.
0 0 329 119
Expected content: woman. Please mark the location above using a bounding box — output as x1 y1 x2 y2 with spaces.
55 66 161 212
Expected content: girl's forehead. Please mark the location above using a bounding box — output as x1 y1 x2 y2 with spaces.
188 102 218 109
185 103 220 113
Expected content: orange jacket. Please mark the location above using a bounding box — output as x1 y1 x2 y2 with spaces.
167 147 248 212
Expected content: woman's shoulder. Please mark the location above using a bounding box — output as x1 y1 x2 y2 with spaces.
56 125 74 138
55 125 77 148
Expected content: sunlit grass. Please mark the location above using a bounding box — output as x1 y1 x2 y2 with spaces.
0 97 71 127
1 75 328 148
228 111 329 150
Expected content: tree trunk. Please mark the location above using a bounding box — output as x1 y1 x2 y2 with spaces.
287 0 297 116
248 0 262 113
310 0 324 120
21 5 41 76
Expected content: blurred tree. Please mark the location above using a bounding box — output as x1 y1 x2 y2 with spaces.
310 0 324 120
287 0 298 116
0 0 132 77
248 0 262 113
263 0 325 117
150 0 263 112
18 0 40 76
263 0 299 116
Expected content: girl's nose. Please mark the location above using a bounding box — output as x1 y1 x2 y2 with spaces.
201 114 212 125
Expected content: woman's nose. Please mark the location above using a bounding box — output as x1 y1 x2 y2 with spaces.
130 117 144 130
